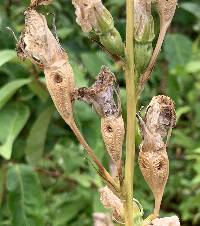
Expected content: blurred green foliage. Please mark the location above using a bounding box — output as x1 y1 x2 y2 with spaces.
0 0 200 225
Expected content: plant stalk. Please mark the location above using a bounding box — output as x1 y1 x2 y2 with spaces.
124 0 136 225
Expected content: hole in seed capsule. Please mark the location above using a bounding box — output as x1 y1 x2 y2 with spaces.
157 161 162 170
106 125 113 133
54 73 63 83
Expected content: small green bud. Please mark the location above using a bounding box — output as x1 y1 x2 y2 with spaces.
100 28 124 57
95 7 114 35
135 42 153 74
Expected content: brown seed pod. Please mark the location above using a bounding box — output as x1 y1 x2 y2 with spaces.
101 115 125 172
139 0 177 92
17 9 75 124
137 95 176 216
138 147 169 216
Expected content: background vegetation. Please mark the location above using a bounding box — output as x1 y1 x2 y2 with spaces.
0 0 200 225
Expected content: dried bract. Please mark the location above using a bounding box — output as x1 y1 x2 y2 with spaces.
137 95 176 215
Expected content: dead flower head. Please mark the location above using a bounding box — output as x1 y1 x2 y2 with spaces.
74 66 121 117
74 66 124 169
17 9 67 69
145 95 176 138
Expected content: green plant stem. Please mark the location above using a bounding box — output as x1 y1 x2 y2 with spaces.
124 0 136 225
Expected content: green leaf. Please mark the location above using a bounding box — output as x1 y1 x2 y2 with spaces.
176 106 191 122
181 3 200 19
0 103 30 159
25 106 54 166
0 50 16 67
164 34 192 69
80 51 113 76
6 164 45 226
0 79 31 110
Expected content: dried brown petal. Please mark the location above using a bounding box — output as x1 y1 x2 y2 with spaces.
99 186 124 222
72 0 104 32
101 115 125 170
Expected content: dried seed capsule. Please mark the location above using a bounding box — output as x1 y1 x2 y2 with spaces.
101 115 125 171
138 146 169 216
137 95 176 216
17 9 75 124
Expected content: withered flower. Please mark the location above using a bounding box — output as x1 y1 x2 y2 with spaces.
74 67 125 176
137 95 176 216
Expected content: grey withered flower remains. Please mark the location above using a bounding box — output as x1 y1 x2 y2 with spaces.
74 66 125 179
